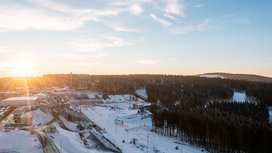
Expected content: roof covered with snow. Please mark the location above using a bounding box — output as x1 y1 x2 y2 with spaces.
132 101 151 107
34 93 47 98
135 88 148 99
2 96 38 102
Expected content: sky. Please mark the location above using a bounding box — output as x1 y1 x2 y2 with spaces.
0 0 271 77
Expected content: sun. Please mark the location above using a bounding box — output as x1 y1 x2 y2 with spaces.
12 62 33 77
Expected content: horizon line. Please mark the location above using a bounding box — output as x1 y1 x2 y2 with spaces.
1 72 272 79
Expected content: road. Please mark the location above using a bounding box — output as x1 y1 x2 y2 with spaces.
35 129 60 153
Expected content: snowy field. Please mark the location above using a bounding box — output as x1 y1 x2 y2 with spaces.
232 91 246 102
0 130 43 153
81 95 208 153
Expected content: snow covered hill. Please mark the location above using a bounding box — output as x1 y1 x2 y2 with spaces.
199 74 225 79
199 73 272 83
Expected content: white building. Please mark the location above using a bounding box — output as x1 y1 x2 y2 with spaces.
34 93 47 100
0 96 39 107
19 113 32 125
131 101 151 109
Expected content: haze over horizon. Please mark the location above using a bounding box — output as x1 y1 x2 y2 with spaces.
0 0 271 77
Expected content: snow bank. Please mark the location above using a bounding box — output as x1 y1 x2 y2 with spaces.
24 108 53 127
48 123 88 153
0 130 43 153
59 116 79 131
135 88 148 99
87 92 100 99
48 123 111 153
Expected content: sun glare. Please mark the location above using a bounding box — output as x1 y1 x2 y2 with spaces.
12 62 33 77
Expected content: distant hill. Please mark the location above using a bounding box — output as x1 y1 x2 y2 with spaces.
199 73 272 83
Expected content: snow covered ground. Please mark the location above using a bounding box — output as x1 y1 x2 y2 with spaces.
26 108 53 127
87 92 100 99
47 123 113 153
47 122 89 153
269 107 272 124
103 94 142 103
59 116 79 131
0 130 43 153
135 88 148 99
233 91 246 102
72 91 101 99
80 96 208 153
199 74 224 79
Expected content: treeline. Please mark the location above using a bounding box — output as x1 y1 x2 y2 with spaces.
1 74 271 106
145 76 272 152
146 76 272 106
151 102 272 153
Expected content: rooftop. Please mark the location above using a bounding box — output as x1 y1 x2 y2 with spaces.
132 101 151 107
2 96 38 102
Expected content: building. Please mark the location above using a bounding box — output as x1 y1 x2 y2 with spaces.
131 101 151 109
46 125 57 133
52 86 69 93
13 107 33 125
45 86 68 93
34 93 47 100
0 96 39 107
69 99 103 110
0 91 17 99
15 86 35 95
16 113 32 125
64 108 88 122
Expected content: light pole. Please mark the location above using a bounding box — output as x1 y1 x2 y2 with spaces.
180 137 183 153
146 132 149 153
125 128 128 141
108 114 109 127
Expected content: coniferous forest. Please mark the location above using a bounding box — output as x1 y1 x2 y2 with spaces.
0 74 272 153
